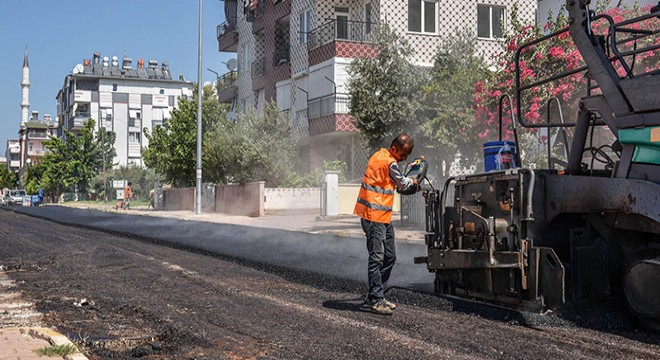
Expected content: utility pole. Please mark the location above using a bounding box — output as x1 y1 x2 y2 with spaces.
195 0 203 215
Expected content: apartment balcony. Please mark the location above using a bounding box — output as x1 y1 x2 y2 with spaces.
251 0 290 33
251 57 265 78
217 17 239 52
307 93 356 136
308 20 378 67
27 149 47 157
9 160 20 169
28 131 49 139
216 70 238 103
272 46 291 83
8 147 20 154
69 115 88 131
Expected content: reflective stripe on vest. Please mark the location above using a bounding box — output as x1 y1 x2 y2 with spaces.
360 182 395 195
356 197 393 211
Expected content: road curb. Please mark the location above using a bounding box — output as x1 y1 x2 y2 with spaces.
24 327 88 360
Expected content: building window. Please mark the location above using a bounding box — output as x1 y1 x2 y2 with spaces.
365 2 372 34
112 83 118 91
128 110 141 127
29 143 34 152
478 4 505 39
129 132 141 144
299 9 312 44
408 0 436 34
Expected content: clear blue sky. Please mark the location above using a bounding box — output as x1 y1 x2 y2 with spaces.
0 0 234 150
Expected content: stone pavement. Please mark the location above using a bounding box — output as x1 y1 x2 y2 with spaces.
1 202 427 359
0 270 88 360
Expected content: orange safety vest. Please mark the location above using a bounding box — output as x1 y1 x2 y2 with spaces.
354 148 397 223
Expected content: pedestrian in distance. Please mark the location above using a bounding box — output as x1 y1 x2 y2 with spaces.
354 133 421 315
116 182 133 210
147 188 155 210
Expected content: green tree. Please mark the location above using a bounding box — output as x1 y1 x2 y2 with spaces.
421 28 489 168
40 119 106 195
0 166 17 189
204 101 296 187
92 165 161 201
21 163 45 194
142 83 227 187
347 24 424 150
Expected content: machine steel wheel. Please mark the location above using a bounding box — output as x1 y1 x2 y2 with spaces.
624 254 660 332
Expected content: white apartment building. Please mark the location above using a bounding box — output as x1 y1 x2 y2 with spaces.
56 52 194 167
5 139 21 173
217 0 536 178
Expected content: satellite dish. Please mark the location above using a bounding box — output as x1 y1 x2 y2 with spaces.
72 64 84 74
226 111 238 121
226 58 238 71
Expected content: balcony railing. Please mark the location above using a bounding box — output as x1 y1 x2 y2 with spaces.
308 20 376 51
28 149 47 156
216 70 237 91
251 57 265 78
308 93 350 119
272 46 290 67
245 0 266 21
217 17 238 39
29 131 49 138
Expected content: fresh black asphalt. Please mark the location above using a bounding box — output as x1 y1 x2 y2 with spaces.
6 206 435 293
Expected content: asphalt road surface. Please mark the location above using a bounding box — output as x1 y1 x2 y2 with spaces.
0 208 658 359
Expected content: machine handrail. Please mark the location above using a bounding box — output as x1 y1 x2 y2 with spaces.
546 97 571 168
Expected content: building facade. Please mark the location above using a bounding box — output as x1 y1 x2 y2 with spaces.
5 139 21 173
19 111 58 170
217 0 536 179
56 52 194 167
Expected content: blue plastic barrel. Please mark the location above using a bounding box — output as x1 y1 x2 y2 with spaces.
483 141 517 172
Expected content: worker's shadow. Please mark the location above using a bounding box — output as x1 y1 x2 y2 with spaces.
322 297 371 313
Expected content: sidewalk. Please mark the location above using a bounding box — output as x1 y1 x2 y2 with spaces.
0 271 88 360
61 202 427 243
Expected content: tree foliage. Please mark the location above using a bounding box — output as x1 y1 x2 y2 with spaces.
203 101 297 187
36 119 114 195
420 27 490 168
0 165 18 189
142 84 226 187
92 165 161 201
347 24 424 150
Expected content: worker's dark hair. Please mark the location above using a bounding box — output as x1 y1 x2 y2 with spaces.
391 133 414 149
127 182 132 186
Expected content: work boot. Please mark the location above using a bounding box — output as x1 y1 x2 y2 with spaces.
370 301 394 315
383 299 396 310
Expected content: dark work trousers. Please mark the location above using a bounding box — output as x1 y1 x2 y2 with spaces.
361 218 396 305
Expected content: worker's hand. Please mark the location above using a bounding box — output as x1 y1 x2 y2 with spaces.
413 178 420 192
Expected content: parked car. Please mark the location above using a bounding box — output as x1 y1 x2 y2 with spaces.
5 189 26 205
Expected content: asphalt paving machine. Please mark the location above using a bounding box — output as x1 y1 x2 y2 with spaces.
415 0 659 330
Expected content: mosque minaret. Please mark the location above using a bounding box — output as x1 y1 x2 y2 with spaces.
20 49 30 125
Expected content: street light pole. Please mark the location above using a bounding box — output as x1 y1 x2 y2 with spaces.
195 0 203 215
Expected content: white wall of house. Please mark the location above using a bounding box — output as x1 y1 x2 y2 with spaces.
380 0 537 65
